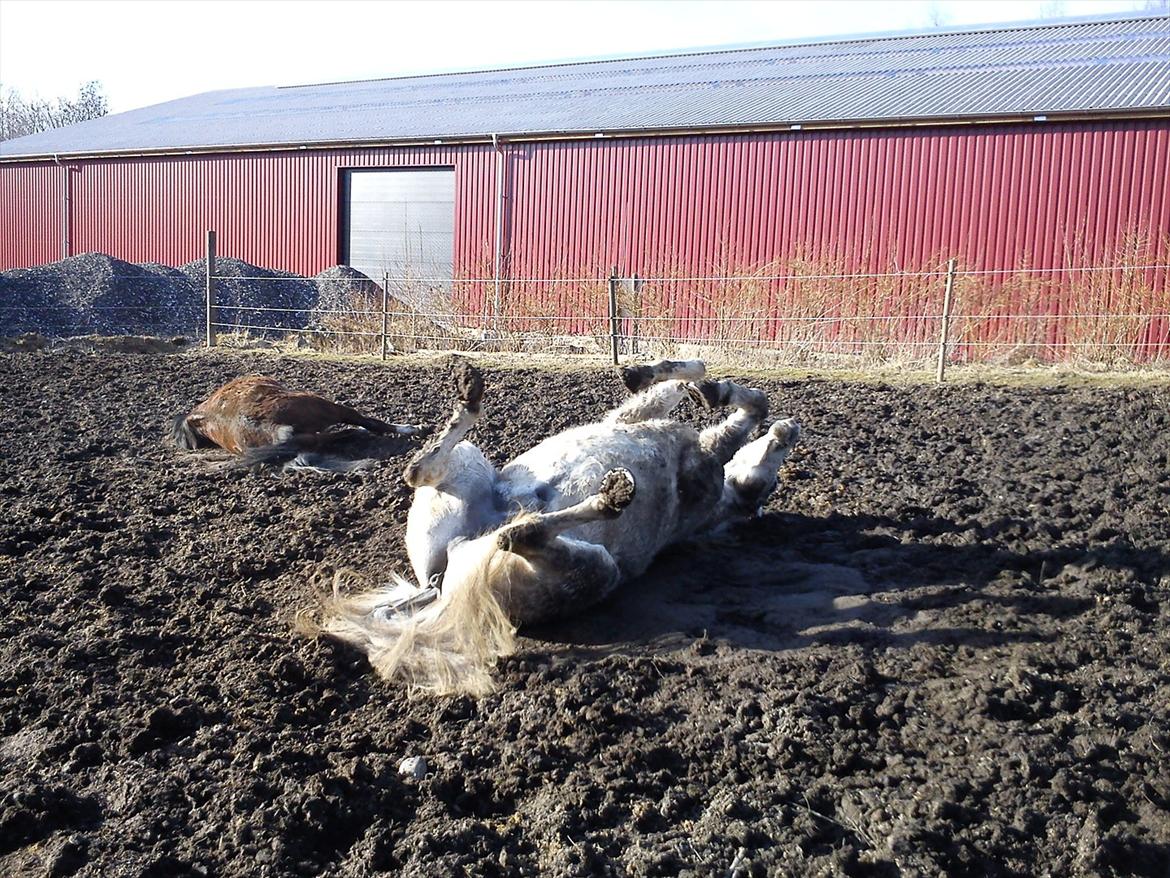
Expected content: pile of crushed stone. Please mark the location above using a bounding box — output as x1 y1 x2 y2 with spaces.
0 253 391 339
182 257 317 333
0 254 201 337
308 264 384 330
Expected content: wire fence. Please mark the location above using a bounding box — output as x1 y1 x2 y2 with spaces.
3 235 1168 377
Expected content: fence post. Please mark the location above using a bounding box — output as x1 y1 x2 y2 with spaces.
630 273 640 357
204 230 217 348
936 258 957 383
608 269 620 366
381 271 389 361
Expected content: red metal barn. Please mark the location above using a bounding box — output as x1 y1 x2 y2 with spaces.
2 15 1169 357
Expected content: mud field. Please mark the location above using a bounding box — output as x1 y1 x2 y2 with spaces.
1 348 1168 878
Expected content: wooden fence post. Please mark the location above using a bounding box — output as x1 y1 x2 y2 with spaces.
630 273 640 357
608 269 620 366
936 258 957 383
204 230 217 348
381 271 390 361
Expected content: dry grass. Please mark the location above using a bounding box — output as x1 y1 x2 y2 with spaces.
949 232 1170 367
231 231 1169 371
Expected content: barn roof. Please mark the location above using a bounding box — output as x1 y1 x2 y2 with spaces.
3 13 1169 159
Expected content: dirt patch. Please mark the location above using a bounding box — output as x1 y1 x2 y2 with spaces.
1 349 1168 877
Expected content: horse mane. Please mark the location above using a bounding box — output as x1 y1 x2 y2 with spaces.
313 531 529 697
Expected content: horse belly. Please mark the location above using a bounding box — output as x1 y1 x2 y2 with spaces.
502 422 704 578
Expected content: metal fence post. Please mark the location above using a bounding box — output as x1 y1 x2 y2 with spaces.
936 258 957 383
381 271 389 361
204 230 217 348
608 269 620 366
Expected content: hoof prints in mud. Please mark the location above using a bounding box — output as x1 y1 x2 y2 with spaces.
1 349 1169 876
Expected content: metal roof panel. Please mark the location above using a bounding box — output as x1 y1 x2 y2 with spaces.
2 14 1168 158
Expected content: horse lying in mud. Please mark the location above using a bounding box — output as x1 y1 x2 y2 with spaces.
318 360 801 696
170 375 421 471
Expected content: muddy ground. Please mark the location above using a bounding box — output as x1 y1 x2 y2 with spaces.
0 348 1168 877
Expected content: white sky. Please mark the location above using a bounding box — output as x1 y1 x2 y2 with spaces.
0 0 1163 113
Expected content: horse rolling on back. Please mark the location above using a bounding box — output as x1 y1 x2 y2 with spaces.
319 360 801 695
171 375 420 471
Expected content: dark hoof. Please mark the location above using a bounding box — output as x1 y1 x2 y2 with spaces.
455 361 485 411
619 365 654 394
598 468 636 516
498 520 545 553
769 418 801 448
685 380 728 411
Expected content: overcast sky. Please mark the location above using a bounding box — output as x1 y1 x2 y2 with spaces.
0 0 1163 113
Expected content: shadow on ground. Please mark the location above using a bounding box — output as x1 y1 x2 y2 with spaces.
526 509 1169 657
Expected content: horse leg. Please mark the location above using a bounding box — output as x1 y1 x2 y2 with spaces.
717 418 802 520
619 359 706 393
403 361 485 488
606 380 694 425
689 379 770 464
493 469 635 620
329 403 422 436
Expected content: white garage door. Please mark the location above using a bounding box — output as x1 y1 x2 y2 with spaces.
343 168 455 286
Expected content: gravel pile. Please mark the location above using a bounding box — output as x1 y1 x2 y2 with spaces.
0 254 368 339
308 265 383 329
0 253 202 337
181 258 317 333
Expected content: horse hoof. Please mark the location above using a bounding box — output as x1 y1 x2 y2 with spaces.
497 520 545 553
598 468 636 515
456 361 485 411
685 380 727 411
769 418 801 447
619 364 655 393
621 361 707 393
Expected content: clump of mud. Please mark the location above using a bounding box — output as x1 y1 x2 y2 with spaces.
0 332 49 352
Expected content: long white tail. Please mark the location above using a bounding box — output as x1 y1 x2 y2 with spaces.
314 552 519 697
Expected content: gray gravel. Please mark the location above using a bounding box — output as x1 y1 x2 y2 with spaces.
0 253 386 339
309 265 382 330
0 253 201 336
181 257 317 333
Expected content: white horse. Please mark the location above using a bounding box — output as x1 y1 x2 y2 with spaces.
319 360 801 695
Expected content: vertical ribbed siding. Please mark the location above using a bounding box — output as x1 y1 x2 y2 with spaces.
0 161 63 266
494 120 1169 350
1 119 1167 349
55 144 492 275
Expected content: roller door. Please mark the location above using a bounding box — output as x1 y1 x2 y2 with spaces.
342 168 455 286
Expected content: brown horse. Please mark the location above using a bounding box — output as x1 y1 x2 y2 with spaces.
170 375 421 470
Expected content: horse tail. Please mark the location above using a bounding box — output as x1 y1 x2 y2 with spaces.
169 413 207 450
313 543 519 697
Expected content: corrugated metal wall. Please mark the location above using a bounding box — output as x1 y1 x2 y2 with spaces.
0 145 491 275
0 161 65 267
2 118 1167 352
4 120 1166 276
